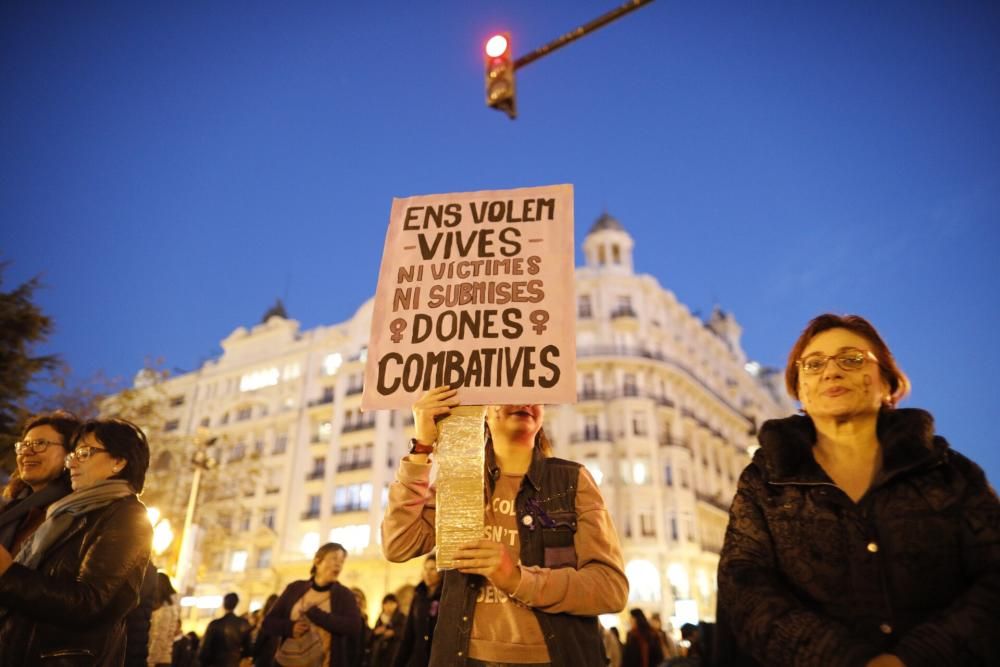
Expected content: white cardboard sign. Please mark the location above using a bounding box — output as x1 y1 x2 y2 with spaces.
362 184 576 410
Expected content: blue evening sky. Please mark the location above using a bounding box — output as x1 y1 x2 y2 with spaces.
3 1 999 484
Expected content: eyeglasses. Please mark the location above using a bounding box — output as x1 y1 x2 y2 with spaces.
14 439 64 455
64 445 111 467
797 348 877 375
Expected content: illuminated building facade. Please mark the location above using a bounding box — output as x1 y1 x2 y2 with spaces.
134 215 794 629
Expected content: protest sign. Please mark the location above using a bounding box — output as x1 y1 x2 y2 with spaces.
362 184 576 410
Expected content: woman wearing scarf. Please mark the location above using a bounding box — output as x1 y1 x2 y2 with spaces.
0 411 80 553
0 417 153 665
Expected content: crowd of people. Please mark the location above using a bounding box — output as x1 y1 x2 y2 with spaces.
0 313 998 666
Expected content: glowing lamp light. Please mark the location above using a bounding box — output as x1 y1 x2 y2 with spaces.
485 34 509 58
152 519 174 556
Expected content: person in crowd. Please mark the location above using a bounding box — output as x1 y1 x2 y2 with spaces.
252 592 281 667
602 625 623 667
0 417 153 663
260 542 362 667
382 387 629 667
352 586 373 667
126 560 159 666
148 571 182 666
650 613 677 660
200 592 251 666
623 609 664 667
370 593 406 667
675 623 704 666
173 627 199 667
718 313 1000 667
0 411 79 552
393 554 442 667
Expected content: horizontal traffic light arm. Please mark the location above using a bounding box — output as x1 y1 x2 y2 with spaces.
512 0 655 71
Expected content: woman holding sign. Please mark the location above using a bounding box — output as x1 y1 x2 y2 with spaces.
382 386 629 667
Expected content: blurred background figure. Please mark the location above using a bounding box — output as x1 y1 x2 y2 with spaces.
393 554 441 667
252 592 280 667
650 613 678 660
260 542 362 667
352 586 373 667
148 571 181 667
199 591 251 666
601 625 623 667
623 608 664 667
370 593 405 667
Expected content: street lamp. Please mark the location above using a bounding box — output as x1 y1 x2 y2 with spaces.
174 429 217 594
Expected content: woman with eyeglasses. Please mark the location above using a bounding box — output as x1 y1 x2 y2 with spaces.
1 411 80 554
717 314 1000 667
0 417 153 665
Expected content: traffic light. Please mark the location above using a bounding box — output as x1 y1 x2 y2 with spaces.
484 33 516 119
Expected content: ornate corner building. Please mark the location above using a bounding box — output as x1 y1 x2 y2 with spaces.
131 213 794 630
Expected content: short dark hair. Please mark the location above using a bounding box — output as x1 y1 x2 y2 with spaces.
223 592 239 611
382 593 398 605
73 418 151 493
310 542 347 576
785 313 910 406
22 410 81 445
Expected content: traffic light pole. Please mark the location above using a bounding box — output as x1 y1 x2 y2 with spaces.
513 0 655 71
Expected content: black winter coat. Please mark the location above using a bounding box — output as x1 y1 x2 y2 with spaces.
200 611 251 667
393 581 441 667
718 409 1000 667
0 494 152 666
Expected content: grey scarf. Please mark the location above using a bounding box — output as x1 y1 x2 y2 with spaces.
14 479 135 569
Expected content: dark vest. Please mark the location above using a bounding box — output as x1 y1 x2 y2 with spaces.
429 448 607 667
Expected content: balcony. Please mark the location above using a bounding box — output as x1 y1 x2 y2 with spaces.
308 395 334 407
336 460 373 473
306 470 326 481
609 305 638 319
332 503 370 514
342 419 376 433
345 385 364 396
301 509 320 520
569 430 612 444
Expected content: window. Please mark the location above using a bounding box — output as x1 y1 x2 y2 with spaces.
231 550 248 573
578 295 592 319
164 419 180 432
256 547 272 569
333 483 372 513
239 511 251 532
308 457 326 480
640 513 655 537
623 373 638 397
199 417 210 428
581 373 596 399
584 415 600 441
261 507 276 531
665 464 673 486
169 395 185 407
230 442 246 462
670 516 679 541
304 495 321 519
273 435 288 455
632 413 647 436
236 406 252 421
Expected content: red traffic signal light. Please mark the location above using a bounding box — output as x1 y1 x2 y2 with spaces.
484 32 516 119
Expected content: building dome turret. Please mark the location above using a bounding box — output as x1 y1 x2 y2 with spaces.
583 211 634 273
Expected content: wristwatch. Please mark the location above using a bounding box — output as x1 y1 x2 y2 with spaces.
408 438 435 455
